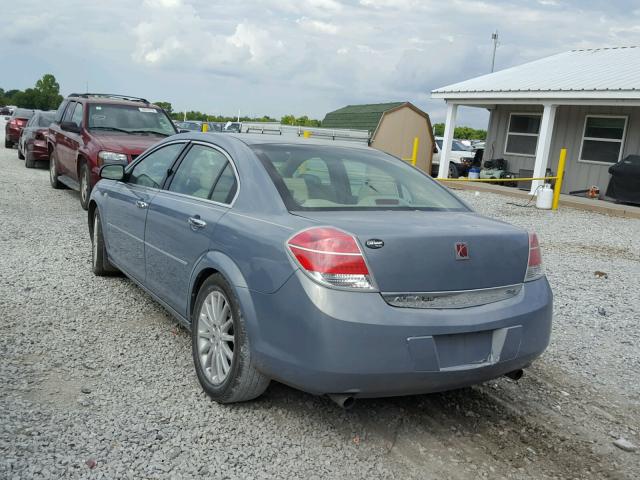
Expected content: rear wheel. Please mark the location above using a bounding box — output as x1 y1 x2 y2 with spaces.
18 146 24 160
192 274 270 403
49 150 64 189
448 162 460 179
79 163 91 210
91 211 118 276
25 149 35 169
5 138 12 148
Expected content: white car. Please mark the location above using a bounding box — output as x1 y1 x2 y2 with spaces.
432 137 476 177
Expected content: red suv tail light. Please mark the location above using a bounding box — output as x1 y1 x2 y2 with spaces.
287 227 376 290
525 232 544 282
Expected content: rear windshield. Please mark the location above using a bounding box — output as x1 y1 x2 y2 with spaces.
87 104 176 136
37 112 55 127
13 109 34 119
253 144 468 211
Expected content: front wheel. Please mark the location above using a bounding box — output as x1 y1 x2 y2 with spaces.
79 163 91 210
18 146 24 160
49 150 64 189
448 162 460 179
192 274 270 403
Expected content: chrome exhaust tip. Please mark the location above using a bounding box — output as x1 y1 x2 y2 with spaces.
328 394 356 409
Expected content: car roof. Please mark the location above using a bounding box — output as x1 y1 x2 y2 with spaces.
65 94 157 108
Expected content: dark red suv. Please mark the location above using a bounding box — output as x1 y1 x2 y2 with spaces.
48 94 177 209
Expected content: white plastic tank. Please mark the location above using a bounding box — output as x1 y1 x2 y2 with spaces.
536 183 554 210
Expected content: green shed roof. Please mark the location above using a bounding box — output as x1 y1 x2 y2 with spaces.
321 102 406 132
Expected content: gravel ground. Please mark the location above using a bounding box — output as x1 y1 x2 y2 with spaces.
1 127 638 479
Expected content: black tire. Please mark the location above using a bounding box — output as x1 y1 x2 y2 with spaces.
5 138 12 148
192 274 270 403
24 149 35 168
18 146 24 160
49 150 64 189
448 162 460 179
79 163 91 211
91 210 118 276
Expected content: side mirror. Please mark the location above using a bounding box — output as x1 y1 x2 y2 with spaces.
100 164 125 181
60 121 81 134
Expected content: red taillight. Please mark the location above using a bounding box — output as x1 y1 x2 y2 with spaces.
35 130 46 140
287 227 375 290
525 232 544 282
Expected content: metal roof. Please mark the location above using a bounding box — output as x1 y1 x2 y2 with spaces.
431 47 640 100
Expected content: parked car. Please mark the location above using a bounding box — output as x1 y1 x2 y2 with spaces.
0 106 13 116
175 121 202 132
431 136 476 178
48 93 178 209
5 108 35 148
18 110 56 168
206 122 224 132
88 133 552 406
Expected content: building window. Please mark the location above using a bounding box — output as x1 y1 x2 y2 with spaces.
504 113 541 156
579 115 627 164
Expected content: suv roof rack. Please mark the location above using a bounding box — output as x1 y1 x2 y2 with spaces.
68 93 150 104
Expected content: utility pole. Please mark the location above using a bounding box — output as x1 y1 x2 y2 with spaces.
491 30 499 72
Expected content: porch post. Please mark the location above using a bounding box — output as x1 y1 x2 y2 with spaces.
530 103 557 194
438 102 458 178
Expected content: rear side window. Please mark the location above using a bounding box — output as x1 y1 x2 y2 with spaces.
129 143 185 188
168 144 237 203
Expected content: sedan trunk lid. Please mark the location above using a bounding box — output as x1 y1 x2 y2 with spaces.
292 210 529 293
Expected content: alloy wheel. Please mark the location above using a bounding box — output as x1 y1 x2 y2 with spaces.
80 169 88 205
49 156 56 183
197 290 235 385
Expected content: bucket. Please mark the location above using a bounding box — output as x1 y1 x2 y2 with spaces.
468 167 480 179
536 183 554 210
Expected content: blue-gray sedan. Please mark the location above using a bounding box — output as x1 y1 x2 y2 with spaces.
88 132 552 406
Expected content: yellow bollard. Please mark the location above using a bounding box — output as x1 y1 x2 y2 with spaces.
202 122 209 132
410 136 419 166
552 148 566 211
303 130 311 138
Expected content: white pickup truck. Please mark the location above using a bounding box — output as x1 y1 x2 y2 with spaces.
431 136 477 178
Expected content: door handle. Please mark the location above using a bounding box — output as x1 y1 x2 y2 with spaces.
188 216 207 230
136 200 148 209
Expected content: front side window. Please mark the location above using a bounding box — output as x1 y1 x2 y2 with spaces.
579 116 627 164
505 114 541 156
38 112 55 127
62 102 76 123
254 144 468 211
54 100 69 123
129 143 185 188
71 103 84 127
88 104 176 136
168 145 229 200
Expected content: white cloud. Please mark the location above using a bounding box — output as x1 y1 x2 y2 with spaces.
296 17 339 35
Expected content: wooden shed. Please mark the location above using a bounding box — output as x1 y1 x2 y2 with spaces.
322 102 435 173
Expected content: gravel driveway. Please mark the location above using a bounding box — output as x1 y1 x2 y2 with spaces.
1 129 638 479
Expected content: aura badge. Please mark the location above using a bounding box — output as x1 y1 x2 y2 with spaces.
455 242 469 260
365 239 384 249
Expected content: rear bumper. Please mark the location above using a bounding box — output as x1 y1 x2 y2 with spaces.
6 126 21 143
244 271 552 397
28 140 49 160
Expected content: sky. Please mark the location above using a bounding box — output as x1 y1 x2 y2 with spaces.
2 0 640 128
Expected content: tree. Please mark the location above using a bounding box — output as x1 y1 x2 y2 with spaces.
154 101 173 115
34 74 63 110
432 122 486 140
281 114 297 125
